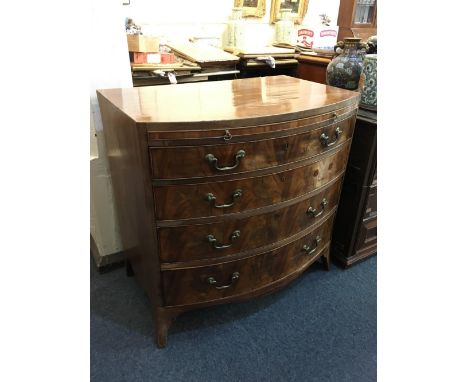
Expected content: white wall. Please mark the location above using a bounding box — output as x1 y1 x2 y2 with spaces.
90 0 132 266
91 0 132 132
122 0 341 47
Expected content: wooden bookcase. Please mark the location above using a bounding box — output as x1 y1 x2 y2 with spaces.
337 0 377 41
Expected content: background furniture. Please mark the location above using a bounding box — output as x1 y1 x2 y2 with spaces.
236 58 297 78
296 53 332 85
97 76 359 347
337 0 377 41
131 67 239 86
226 46 298 78
331 108 377 267
130 42 241 86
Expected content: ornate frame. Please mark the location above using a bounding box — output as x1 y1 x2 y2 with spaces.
234 0 266 18
269 0 309 24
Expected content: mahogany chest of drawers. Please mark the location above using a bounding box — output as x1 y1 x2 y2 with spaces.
97 76 360 347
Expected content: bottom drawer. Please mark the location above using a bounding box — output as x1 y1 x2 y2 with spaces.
161 215 334 307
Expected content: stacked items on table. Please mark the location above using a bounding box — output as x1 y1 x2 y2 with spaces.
167 42 240 76
126 35 202 86
127 34 174 65
224 46 298 76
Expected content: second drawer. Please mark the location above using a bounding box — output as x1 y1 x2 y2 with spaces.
158 179 342 263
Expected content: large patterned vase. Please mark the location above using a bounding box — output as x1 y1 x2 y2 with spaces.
326 38 365 90
359 54 377 110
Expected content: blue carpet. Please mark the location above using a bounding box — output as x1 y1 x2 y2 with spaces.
91 256 376 382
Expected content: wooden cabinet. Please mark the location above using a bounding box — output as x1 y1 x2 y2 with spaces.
97 76 359 347
331 108 377 267
296 54 332 85
337 0 377 41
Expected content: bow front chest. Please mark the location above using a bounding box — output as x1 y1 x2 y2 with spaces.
97 76 360 347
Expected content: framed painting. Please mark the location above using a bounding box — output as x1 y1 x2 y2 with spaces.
269 0 309 24
234 0 266 18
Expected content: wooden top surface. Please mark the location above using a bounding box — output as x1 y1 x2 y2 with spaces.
97 75 359 129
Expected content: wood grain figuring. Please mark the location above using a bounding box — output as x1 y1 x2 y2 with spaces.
150 118 354 179
157 180 341 263
161 215 334 307
157 242 330 330
96 76 359 347
159 207 336 271
97 76 360 128
153 143 351 220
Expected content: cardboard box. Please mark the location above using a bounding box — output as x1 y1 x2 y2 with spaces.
160 52 175 64
126 34 160 52
129 52 147 64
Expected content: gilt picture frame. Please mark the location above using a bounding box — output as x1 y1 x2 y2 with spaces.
269 0 309 24
234 0 266 18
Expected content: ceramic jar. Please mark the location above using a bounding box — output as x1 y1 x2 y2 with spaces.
326 37 365 90
360 54 377 110
224 7 245 49
275 9 294 45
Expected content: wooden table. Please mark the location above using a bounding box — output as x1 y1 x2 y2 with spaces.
296 54 332 85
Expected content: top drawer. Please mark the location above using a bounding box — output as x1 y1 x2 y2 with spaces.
149 116 354 180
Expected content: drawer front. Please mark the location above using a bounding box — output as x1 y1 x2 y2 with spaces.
158 179 341 263
150 117 354 180
154 142 351 220
147 105 357 141
161 215 334 307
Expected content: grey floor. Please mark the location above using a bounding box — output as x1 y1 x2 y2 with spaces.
91 256 376 382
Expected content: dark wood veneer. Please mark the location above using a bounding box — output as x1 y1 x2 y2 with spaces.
331 108 377 267
97 76 359 347
150 118 354 179
161 215 334 307
147 105 357 143
157 181 341 263
154 144 350 220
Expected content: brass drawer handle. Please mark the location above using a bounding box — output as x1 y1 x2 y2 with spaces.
207 272 240 290
223 129 232 142
306 198 328 218
320 127 342 147
205 150 246 171
207 230 241 249
206 189 243 209
302 236 322 256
